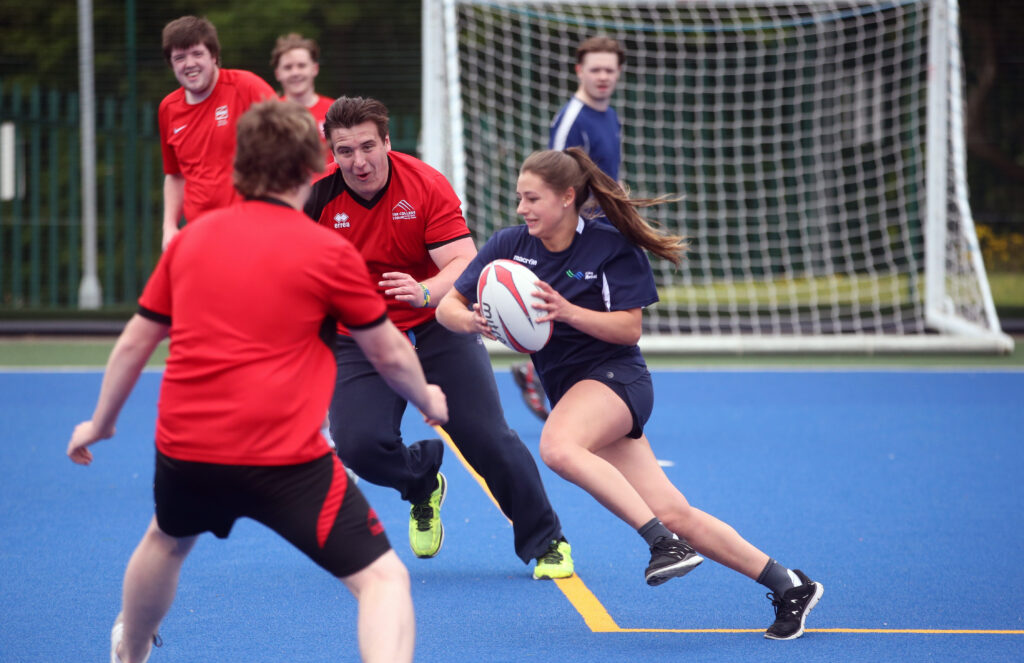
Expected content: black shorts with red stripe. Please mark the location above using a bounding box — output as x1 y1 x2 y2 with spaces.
154 450 391 578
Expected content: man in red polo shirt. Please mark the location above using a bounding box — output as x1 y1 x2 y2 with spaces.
304 96 574 581
158 16 274 250
69 100 445 663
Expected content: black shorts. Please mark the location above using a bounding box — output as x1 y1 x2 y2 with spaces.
154 451 391 578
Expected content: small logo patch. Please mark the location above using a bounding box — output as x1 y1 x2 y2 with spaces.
392 200 416 220
333 212 350 229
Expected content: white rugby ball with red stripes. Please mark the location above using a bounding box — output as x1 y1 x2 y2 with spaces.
476 259 552 353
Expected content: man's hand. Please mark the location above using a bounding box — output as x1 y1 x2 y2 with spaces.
419 384 448 426
380 271 429 308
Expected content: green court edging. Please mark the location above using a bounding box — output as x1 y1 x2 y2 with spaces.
1 336 1021 370
0 338 170 368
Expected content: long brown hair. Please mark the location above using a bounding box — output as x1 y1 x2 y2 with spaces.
520 148 687 264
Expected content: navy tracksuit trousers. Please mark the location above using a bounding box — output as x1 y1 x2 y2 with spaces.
329 319 563 563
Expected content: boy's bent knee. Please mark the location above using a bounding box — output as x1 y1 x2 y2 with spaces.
343 550 410 597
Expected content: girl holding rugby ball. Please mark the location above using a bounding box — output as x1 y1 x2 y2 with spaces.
436 148 822 641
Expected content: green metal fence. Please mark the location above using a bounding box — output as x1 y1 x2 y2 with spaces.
0 79 161 310
0 78 420 312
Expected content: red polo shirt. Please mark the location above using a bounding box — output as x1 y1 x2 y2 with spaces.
304 151 472 332
159 69 275 222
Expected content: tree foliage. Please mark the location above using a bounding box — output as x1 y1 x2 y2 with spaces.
0 0 420 113
961 1 1024 224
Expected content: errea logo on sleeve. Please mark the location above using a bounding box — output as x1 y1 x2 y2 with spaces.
392 200 416 220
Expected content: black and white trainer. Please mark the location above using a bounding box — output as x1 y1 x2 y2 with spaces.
644 537 704 586
764 569 824 640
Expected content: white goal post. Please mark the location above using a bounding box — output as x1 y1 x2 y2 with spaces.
422 0 1014 354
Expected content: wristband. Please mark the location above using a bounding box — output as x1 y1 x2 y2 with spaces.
419 283 431 307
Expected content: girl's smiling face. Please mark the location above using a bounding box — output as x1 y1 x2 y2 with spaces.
516 170 575 242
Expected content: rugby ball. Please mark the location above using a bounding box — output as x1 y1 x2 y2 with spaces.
477 259 552 353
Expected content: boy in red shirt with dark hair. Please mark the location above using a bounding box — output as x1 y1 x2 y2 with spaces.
158 16 274 250
305 96 574 580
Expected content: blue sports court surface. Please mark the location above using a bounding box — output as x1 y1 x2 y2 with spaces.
1 367 1022 662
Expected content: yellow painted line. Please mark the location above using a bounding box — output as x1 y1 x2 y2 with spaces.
434 428 1024 638
434 425 502 512
811 629 1024 635
434 425 619 631
612 628 1024 635
553 575 621 632
617 628 762 634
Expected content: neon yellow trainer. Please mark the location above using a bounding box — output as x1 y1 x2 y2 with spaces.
533 537 574 579
409 472 447 558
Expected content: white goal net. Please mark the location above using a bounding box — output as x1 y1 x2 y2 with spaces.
422 0 1013 353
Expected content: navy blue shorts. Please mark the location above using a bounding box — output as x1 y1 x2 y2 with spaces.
548 358 654 439
154 451 391 578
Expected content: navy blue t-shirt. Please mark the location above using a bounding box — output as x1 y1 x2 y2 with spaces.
454 217 657 403
549 97 622 181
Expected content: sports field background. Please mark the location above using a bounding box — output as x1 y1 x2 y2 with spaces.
1 334 1022 370
1 338 1022 662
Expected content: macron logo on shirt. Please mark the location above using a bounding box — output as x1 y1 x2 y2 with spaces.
392 200 416 221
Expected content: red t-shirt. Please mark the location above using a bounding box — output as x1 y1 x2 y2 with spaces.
159 69 275 222
138 199 387 465
304 151 472 332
